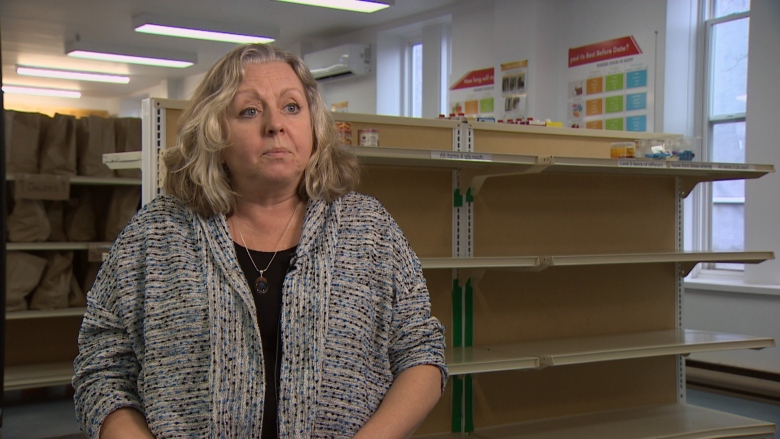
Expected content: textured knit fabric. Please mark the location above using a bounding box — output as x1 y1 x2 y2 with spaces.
72 192 447 438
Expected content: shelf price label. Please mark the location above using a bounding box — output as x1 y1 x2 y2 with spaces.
616 160 666 168
668 162 714 170
431 151 493 162
712 163 755 171
12 174 70 200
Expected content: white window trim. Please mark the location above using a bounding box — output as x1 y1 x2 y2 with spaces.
400 33 422 117
691 5 751 276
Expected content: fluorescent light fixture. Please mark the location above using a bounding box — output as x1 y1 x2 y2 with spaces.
66 40 196 68
2 85 81 99
133 13 278 44
17 66 130 84
273 0 393 13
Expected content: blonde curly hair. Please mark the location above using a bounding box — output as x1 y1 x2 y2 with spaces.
162 44 360 216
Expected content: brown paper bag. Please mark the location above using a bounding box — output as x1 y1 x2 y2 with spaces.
69 275 87 308
114 117 142 178
7 198 51 242
103 186 140 241
30 252 74 310
44 200 68 242
6 252 49 312
5 110 42 174
64 187 97 242
77 115 116 177
40 113 78 176
82 262 102 294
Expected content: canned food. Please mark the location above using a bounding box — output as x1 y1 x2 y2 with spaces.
336 121 352 145
358 128 379 147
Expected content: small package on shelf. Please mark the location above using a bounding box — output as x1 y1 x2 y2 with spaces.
5 252 48 312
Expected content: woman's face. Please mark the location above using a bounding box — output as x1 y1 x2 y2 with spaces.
223 61 313 198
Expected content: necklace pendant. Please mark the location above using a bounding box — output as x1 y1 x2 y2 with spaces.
255 275 269 294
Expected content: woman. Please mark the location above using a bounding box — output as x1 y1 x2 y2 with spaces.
73 44 447 438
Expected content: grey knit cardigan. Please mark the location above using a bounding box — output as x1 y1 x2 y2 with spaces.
73 192 447 438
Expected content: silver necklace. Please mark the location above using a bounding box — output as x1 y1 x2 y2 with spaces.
234 201 301 294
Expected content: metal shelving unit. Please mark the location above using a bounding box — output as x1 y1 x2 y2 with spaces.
141 105 776 438
4 152 142 391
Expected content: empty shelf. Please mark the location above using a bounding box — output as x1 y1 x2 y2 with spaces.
472 403 776 439
484 329 775 368
4 361 75 392
6 308 86 320
446 346 539 376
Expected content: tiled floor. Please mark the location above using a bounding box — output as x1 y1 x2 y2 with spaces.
1 385 778 438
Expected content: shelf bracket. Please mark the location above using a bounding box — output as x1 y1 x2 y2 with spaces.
469 156 553 197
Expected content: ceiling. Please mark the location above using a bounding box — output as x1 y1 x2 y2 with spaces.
0 0 459 100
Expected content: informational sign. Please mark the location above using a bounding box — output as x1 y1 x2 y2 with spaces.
12 174 70 200
499 60 528 122
566 35 654 131
449 67 495 118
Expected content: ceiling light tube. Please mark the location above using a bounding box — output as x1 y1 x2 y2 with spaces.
133 13 278 44
17 66 130 84
2 85 81 99
66 40 196 68
273 0 393 13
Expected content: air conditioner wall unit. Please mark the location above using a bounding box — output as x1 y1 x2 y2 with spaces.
304 44 371 81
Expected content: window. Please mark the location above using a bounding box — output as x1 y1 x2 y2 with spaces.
376 19 450 118
402 38 423 117
699 0 750 272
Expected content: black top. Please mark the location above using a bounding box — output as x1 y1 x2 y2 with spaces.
234 242 297 439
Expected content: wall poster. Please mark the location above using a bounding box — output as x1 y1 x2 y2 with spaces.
499 60 528 122
449 67 495 119
566 35 654 131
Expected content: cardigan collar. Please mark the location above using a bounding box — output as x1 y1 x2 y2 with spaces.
197 196 338 438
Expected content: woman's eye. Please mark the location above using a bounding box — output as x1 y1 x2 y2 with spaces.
284 103 301 113
239 107 259 117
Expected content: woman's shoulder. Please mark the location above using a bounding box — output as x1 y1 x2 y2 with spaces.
338 192 391 218
136 194 191 217
124 194 197 233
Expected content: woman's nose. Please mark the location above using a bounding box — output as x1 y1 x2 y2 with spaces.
263 110 284 135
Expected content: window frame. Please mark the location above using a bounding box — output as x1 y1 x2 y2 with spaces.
693 5 750 277
401 34 423 118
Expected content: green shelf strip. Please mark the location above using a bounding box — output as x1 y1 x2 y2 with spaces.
465 279 473 347
451 375 463 433
465 374 474 432
451 279 463 348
